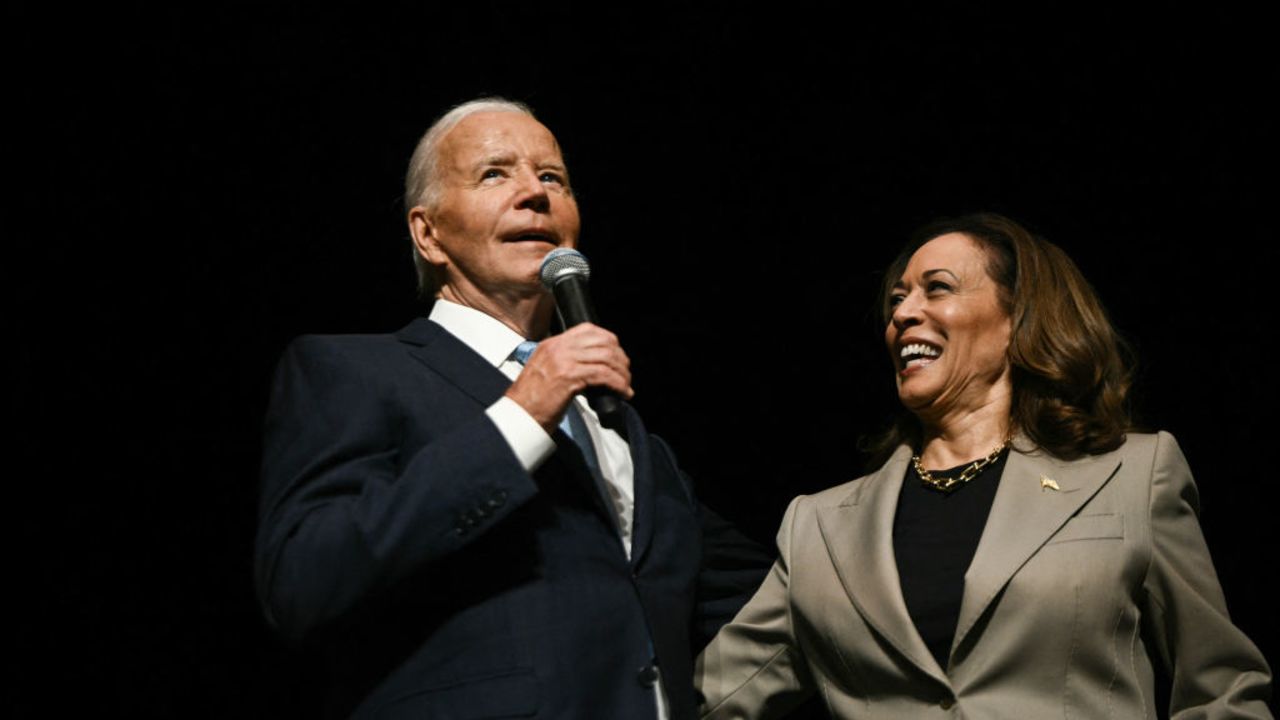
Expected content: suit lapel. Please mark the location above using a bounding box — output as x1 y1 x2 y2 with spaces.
951 444 1122 657
815 446 950 686
624 405 655 568
399 318 625 537
398 318 511 407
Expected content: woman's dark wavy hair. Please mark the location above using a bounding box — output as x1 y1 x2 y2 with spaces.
867 213 1134 464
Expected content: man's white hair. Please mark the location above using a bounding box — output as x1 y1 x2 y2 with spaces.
405 98 536 297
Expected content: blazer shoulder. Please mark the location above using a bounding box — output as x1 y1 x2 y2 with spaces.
1112 430 1187 471
278 319 437 366
1024 431 1171 473
810 476 861 502
1117 431 1160 455
804 471 878 509
802 445 913 510
286 331 402 354
275 332 399 375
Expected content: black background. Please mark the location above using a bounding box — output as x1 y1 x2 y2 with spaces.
13 4 1277 716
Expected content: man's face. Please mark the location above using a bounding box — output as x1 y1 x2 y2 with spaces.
417 112 580 302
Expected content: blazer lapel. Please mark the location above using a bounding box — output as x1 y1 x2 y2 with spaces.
952 444 1122 658
400 318 623 535
398 318 511 407
624 405 656 568
815 446 950 686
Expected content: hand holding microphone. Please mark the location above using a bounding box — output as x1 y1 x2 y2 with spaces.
539 248 627 423
503 249 631 433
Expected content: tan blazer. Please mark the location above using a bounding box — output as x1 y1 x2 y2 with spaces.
695 432 1272 719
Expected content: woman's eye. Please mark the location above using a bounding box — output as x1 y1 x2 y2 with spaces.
926 280 952 293
889 294 906 307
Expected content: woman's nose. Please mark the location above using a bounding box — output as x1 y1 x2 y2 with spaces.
891 293 923 329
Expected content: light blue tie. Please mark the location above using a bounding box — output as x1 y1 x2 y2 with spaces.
511 341 603 477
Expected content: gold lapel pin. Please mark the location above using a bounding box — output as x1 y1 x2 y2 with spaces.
1040 475 1060 492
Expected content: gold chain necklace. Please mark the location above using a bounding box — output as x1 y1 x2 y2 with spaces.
912 438 1010 493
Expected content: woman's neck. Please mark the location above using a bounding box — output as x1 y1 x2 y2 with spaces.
918 400 1012 469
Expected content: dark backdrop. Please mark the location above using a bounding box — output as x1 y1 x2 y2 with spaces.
13 5 1277 716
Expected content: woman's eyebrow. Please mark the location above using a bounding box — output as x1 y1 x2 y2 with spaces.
922 268 960 282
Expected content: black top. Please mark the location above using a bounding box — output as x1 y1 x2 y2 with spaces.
892 449 1009 671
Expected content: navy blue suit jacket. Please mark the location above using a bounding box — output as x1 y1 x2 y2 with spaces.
255 318 765 719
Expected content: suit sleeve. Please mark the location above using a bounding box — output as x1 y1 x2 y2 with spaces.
695 496 815 719
254 336 540 642
645 435 775 651
691 502 775 650
1141 431 1274 719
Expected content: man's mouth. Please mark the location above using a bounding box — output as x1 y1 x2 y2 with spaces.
505 230 557 244
900 342 942 370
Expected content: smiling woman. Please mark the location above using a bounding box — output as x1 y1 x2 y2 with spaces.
872 214 1133 464
694 213 1273 719
883 231 1014 435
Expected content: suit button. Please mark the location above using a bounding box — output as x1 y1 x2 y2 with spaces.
939 697 955 710
636 664 660 688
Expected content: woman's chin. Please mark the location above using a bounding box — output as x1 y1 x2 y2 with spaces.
897 389 939 415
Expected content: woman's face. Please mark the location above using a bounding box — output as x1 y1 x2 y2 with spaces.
885 233 1014 421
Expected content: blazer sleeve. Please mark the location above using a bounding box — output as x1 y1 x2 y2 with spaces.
254 336 540 642
1141 431 1274 719
695 496 816 719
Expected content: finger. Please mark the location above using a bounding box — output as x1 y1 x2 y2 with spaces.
577 363 634 399
527 339 629 379
564 345 630 373
557 324 622 351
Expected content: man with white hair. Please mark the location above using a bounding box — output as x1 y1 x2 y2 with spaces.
255 98 766 719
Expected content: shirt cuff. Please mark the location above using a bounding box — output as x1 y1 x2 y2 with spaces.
486 396 556 471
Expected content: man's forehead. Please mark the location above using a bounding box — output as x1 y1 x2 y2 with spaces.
440 112 564 167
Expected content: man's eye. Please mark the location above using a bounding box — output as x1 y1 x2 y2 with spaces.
481 169 503 180
539 172 564 185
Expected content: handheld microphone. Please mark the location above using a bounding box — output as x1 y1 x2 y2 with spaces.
539 248 624 426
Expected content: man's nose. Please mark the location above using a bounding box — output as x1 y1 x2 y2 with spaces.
513 168 550 213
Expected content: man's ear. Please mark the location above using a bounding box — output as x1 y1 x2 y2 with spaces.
408 206 449 268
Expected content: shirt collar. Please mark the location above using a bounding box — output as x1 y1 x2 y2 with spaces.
428 299 528 368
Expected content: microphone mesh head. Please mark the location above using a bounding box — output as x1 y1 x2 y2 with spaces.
539 248 591 289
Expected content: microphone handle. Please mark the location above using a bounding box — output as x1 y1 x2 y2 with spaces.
550 279 599 326
551 279 624 424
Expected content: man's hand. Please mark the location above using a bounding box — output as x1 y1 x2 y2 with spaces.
506 323 634 433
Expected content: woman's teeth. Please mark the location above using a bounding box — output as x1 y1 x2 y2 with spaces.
901 343 941 368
